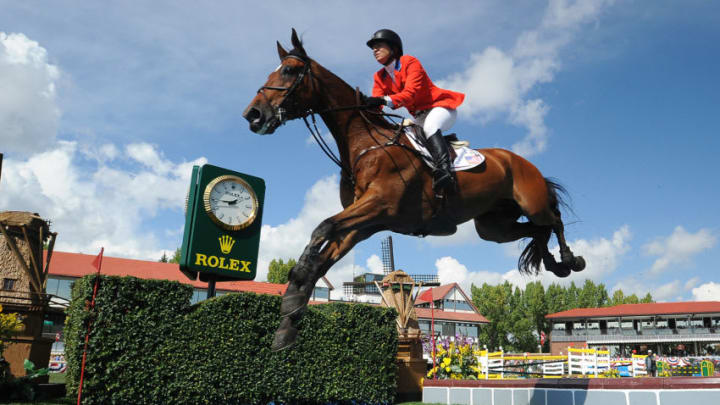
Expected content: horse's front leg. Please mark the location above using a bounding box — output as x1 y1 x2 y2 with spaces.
272 195 386 351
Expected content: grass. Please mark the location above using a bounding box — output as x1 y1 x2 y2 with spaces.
3 401 441 405
47 374 65 385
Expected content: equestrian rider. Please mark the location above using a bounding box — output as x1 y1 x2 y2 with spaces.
364 29 465 193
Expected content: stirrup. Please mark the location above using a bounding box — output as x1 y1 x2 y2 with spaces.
432 170 454 194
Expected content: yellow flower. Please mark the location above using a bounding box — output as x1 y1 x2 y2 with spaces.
445 367 451 372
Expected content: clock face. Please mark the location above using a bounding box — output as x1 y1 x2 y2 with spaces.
203 175 258 231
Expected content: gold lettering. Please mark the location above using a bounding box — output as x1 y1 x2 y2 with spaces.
218 257 230 270
229 259 240 271
207 255 219 268
195 253 208 266
240 261 251 272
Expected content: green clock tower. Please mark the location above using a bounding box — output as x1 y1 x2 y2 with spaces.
180 164 265 288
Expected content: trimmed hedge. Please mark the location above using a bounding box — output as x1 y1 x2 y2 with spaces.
64 275 398 404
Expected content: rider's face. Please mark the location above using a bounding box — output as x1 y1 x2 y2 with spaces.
372 43 393 65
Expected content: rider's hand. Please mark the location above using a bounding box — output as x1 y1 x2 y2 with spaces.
364 96 387 108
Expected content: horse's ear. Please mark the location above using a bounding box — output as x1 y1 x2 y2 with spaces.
277 41 288 60
290 28 307 57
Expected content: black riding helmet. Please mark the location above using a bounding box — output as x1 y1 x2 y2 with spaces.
366 29 403 57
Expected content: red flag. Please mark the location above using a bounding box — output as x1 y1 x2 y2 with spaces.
91 247 104 271
419 287 434 302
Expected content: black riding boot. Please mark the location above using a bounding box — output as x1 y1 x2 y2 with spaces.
425 130 455 193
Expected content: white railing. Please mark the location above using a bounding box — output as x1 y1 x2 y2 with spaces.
542 360 565 376
477 349 504 379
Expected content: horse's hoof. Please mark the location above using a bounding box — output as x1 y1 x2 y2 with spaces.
571 256 586 272
548 265 571 278
271 325 298 352
560 250 574 266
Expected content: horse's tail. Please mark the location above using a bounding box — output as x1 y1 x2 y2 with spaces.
518 178 569 275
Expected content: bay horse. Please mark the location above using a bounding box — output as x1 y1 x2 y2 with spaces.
243 29 585 351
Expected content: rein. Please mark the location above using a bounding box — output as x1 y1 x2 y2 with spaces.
260 55 425 189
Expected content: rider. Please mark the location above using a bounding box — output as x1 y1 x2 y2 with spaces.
364 29 465 193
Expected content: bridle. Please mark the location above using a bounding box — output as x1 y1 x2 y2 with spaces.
256 54 314 125
255 53 426 194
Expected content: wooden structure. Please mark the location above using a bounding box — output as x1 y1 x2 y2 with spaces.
0 210 58 379
375 270 438 401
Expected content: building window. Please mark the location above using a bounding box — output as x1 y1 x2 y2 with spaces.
441 322 455 336
45 277 74 300
2 278 17 290
456 323 478 337
312 286 329 300
190 289 208 304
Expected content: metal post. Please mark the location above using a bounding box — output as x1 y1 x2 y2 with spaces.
0 153 3 187
207 276 216 298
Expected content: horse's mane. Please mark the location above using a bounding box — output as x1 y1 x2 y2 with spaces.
289 43 399 131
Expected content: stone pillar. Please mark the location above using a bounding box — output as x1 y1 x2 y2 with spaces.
396 336 426 402
375 270 431 402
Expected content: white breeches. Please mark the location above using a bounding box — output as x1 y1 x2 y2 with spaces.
413 107 457 137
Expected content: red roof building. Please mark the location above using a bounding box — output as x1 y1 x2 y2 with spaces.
413 282 489 339
545 302 720 357
45 251 333 302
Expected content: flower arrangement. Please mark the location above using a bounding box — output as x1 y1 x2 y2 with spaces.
424 335 482 380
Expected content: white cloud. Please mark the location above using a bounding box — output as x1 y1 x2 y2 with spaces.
561 224 631 281
0 32 60 156
438 0 614 156
643 226 716 274
257 175 347 283
613 279 686 302
0 141 206 259
692 282 720 301
366 254 384 274
433 224 631 294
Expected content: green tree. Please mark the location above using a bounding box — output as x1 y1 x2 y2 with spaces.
577 280 610 308
565 282 580 310
610 289 625 306
159 252 169 263
522 281 548 351
267 258 297 284
624 293 640 304
640 292 654 303
170 248 181 264
546 283 568 314
472 282 514 351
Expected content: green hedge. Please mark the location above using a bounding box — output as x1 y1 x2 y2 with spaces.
64 275 398 404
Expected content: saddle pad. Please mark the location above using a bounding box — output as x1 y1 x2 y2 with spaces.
403 126 485 171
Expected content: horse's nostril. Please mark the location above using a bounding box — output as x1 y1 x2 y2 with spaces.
244 107 262 123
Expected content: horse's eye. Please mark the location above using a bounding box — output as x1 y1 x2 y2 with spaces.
282 66 295 76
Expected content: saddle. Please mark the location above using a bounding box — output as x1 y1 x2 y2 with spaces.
400 122 485 172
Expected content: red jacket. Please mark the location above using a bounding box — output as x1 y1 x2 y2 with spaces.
372 54 464 116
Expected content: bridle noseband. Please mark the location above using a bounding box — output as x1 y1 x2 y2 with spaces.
257 54 313 125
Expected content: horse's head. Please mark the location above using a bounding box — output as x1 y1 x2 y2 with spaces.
243 29 318 135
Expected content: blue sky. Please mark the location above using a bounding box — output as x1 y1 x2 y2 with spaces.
1 0 718 302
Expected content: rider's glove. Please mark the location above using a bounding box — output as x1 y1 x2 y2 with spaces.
364 96 387 108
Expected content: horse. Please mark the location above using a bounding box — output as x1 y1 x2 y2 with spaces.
243 29 585 351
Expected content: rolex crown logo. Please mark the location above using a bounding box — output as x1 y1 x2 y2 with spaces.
218 235 236 254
